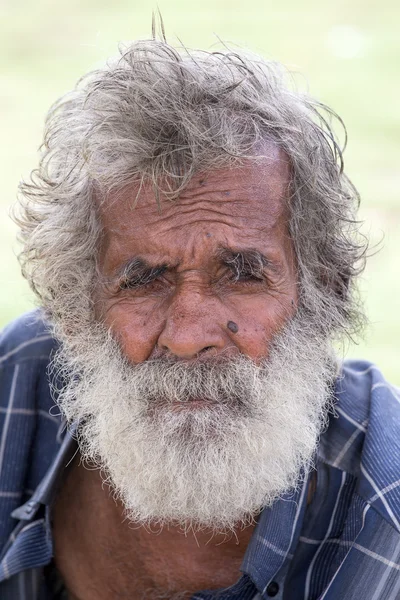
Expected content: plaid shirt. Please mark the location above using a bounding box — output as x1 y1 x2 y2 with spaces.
0 311 399 600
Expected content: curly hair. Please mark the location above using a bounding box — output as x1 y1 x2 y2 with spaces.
15 38 367 341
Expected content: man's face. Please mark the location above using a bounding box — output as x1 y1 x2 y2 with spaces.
55 146 333 531
96 147 298 367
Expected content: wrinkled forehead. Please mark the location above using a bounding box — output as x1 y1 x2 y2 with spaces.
98 146 292 240
99 143 291 220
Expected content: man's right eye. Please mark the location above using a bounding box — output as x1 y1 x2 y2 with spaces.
119 277 144 290
118 266 168 291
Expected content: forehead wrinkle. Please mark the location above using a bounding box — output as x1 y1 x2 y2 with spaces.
126 199 286 236
100 219 289 278
100 145 290 213
100 162 290 237
175 184 273 203
143 184 285 212
146 215 246 236
101 209 287 271
98 155 292 271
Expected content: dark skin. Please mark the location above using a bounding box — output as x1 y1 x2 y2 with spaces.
52 148 299 599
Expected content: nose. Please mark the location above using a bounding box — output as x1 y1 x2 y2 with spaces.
157 290 226 359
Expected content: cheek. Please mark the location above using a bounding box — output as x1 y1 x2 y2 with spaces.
227 294 296 361
100 299 165 363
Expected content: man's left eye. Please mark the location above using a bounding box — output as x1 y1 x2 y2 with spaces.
120 277 163 290
232 271 264 282
240 274 262 281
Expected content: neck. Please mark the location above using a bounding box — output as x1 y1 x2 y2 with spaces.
52 456 256 600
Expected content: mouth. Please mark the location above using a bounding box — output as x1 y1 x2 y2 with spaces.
169 398 217 411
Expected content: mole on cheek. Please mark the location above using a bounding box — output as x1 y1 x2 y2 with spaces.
227 320 239 334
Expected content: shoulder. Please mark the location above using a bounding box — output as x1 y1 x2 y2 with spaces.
0 309 56 368
0 309 58 411
0 309 59 416
0 312 62 547
320 358 400 532
336 359 400 439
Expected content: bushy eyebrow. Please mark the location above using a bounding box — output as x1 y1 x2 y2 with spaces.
112 246 276 287
116 257 168 288
217 247 272 279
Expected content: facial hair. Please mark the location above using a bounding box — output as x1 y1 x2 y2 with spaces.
52 313 337 532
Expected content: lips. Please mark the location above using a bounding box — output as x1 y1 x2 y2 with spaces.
170 398 216 411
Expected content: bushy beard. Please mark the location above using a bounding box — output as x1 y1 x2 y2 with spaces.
52 312 337 532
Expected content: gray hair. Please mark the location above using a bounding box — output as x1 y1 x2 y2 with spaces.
15 38 367 340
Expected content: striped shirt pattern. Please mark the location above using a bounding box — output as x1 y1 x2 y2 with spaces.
0 311 399 599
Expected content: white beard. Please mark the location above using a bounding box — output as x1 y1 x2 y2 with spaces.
52 314 336 532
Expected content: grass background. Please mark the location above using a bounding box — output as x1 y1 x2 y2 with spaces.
0 0 399 383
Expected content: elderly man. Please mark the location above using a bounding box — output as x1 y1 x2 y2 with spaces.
0 37 399 600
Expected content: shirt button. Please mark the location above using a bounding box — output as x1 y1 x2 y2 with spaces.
266 581 280 597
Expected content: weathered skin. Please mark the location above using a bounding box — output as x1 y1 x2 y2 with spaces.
52 148 299 599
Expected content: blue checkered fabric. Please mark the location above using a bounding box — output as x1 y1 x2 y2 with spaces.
0 311 399 599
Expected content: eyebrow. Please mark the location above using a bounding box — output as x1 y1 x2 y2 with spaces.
218 247 274 278
116 258 169 288
112 246 276 286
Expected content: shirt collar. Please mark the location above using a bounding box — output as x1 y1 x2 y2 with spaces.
10 422 78 524
241 468 311 594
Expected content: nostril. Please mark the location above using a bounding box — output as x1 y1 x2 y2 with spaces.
200 346 214 354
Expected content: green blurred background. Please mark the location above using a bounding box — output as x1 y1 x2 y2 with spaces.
0 0 399 383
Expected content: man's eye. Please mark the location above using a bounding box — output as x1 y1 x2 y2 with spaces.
119 266 168 290
119 278 143 290
230 271 265 283
119 277 161 290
